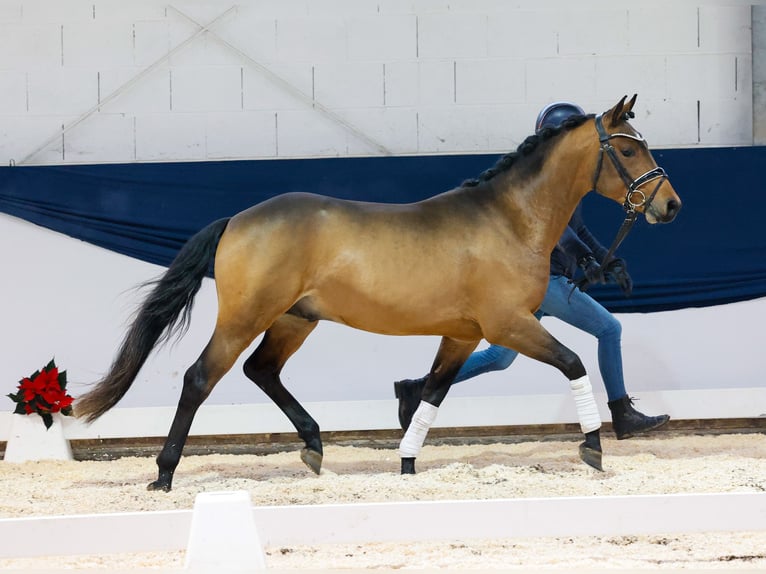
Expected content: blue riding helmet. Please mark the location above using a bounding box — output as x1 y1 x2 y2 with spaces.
535 101 585 134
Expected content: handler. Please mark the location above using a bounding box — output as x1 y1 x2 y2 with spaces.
394 101 670 439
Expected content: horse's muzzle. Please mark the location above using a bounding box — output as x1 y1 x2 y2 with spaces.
647 196 681 224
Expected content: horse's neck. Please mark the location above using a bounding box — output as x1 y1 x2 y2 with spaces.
494 169 589 255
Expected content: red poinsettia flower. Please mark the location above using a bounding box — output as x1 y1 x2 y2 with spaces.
8 359 74 430
41 379 64 405
20 375 45 402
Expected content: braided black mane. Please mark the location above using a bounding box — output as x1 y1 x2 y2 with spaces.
462 114 593 187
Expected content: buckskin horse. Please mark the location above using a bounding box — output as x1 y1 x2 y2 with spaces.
76 95 681 491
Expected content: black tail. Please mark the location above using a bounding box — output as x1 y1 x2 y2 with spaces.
75 218 230 423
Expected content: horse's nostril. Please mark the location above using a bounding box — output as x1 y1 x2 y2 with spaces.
667 198 680 216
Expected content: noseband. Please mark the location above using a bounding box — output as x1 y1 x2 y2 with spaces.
591 112 669 267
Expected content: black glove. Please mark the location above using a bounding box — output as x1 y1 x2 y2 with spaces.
603 258 633 297
574 254 604 291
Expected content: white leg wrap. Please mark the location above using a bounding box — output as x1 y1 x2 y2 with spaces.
399 401 439 458
570 375 602 433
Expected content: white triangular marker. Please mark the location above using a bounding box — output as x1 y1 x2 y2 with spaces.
185 490 265 570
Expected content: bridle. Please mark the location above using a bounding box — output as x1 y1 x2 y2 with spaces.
571 112 669 295
591 112 668 267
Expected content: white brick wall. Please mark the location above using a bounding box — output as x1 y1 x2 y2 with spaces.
242 63 313 110
0 70 27 114
171 66 242 112
205 111 277 159
0 23 61 68
0 0 754 165
65 113 135 162
314 62 385 108
100 67 171 114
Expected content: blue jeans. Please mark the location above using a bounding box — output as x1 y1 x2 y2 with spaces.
454 275 627 401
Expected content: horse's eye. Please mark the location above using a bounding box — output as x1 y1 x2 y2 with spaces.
621 147 635 158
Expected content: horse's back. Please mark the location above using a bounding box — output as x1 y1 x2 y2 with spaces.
224 190 481 255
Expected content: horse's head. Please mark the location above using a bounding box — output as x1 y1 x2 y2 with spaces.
590 95 681 224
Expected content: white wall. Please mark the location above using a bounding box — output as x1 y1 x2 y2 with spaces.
0 0 754 165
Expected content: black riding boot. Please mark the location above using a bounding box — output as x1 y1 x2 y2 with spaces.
393 376 427 431
608 395 670 440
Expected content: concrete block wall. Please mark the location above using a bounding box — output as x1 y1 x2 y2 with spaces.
0 0 754 165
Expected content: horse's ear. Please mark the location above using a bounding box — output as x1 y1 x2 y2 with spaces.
625 93 638 114
608 94 638 126
607 95 628 127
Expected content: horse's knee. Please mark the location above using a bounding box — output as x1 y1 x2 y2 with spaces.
558 349 586 380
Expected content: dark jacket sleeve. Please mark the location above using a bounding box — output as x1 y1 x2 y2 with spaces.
557 224 592 263
549 203 609 278
567 203 609 263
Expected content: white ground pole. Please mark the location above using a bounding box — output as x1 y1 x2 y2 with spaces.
0 492 764 561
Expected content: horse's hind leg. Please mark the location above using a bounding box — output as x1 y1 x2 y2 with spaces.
242 314 322 474
399 337 478 475
148 324 259 492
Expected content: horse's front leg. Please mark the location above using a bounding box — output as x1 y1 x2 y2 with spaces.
399 337 478 475
488 314 603 471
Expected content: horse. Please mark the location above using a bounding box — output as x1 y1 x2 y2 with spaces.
75 95 681 492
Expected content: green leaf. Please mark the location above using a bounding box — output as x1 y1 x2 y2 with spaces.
42 413 53 430
45 358 56 372
12 403 27 415
61 405 73 417
59 370 68 389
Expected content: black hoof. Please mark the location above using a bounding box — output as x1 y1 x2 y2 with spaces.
301 448 323 475
146 480 171 492
579 442 603 471
401 457 416 474
580 429 603 471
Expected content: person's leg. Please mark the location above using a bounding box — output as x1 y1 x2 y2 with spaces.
452 344 519 384
541 275 669 439
540 276 626 401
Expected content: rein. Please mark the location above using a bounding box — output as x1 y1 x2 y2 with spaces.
591 113 667 268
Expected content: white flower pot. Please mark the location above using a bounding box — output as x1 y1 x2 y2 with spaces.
4 413 73 462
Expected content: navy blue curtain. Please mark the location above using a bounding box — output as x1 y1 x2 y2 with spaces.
1 147 764 313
